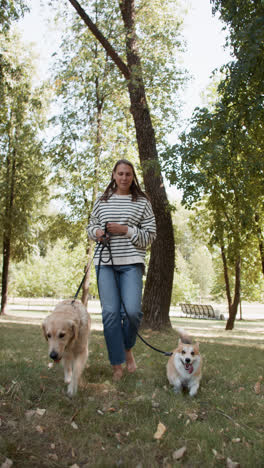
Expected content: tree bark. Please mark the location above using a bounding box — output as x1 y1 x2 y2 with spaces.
1 235 11 315
225 256 241 330
68 0 175 329
255 213 264 275
82 72 102 306
81 243 94 306
1 142 16 315
221 245 232 310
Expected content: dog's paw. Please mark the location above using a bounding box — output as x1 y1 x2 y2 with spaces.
189 386 199 397
67 383 77 397
173 386 181 394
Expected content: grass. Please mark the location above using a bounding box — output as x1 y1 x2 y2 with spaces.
0 319 264 467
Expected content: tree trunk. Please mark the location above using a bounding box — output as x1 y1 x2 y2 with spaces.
221 245 232 310
81 243 94 306
255 213 264 275
1 235 11 315
81 74 102 306
1 140 16 315
68 0 175 329
225 256 241 330
120 0 174 329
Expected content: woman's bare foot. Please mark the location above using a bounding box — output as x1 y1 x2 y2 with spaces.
112 364 123 381
125 349 137 373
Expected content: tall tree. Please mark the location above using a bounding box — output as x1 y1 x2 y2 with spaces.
49 0 138 305
0 0 29 31
65 0 187 328
211 0 264 276
164 0 264 329
0 33 48 314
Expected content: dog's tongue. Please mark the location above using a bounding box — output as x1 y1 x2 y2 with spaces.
185 363 193 374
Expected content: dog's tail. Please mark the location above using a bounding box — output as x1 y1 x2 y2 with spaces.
177 327 192 344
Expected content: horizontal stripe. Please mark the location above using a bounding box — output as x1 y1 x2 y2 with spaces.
87 194 156 265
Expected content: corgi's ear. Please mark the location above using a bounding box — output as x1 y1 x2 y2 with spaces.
194 342 200 352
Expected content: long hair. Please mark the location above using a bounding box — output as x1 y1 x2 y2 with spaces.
100 159 148 202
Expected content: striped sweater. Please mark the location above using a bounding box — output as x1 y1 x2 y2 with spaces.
87 194 156 266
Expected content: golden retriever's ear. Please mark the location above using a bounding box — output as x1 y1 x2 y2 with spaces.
42 322 48 341
69 320 79 342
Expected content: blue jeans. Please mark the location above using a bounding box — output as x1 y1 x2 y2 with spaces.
95 264 143 365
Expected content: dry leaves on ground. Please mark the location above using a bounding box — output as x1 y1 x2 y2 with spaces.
153 422 166 440
226 457 240 467
172 446 186 460
1 459 13 468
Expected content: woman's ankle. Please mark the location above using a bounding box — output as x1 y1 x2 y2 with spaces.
112 364 123 381
125 349 137 373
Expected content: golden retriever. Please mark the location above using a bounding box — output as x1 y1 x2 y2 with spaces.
42 299 91 397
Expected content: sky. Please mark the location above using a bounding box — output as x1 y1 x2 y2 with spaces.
17 0 232 200
18 0 231 110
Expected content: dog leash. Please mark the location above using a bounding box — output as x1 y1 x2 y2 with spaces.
72 241 102 302
96 226 173 357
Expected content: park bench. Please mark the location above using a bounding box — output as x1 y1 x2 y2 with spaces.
179 303 224 320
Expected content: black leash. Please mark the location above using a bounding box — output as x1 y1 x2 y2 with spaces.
96 229 172 357
72 242 102 302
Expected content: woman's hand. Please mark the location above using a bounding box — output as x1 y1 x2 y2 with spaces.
96 229 107 242
106 223 128 235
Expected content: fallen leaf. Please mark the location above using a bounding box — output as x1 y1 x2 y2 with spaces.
153 422 166 440
212 449 224 460
152 401 159 408
25 410 36 420
187 412 198 421
226 457 240 468
71 422 78 430
35 425 44 433
97 409 104 416
231 438 241 443
1 458 13 468
254 381 261 394
115 433 122 443
172 446 186 460
36 408 46 417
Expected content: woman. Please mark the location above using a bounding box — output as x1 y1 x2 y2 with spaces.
87 159 156 381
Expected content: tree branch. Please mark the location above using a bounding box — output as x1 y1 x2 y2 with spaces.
67 0 130 80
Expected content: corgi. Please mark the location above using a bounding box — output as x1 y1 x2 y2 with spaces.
166 328 202 396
